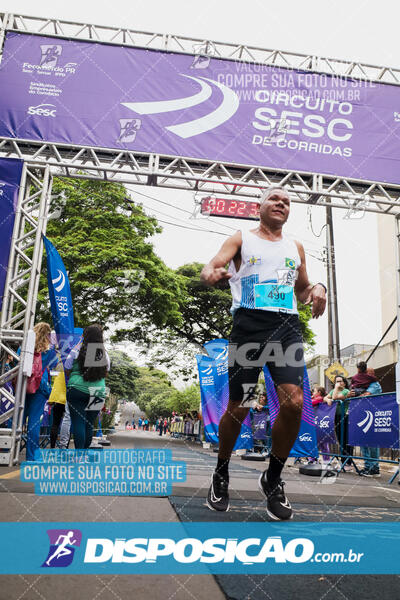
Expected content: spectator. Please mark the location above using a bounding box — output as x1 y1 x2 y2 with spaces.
58 403 71 449
65 324 110 449
132 418 135 429
48 369 67 448
23 322 56 461
312 386 330 465
163 418 168 435
324 375 355 470
359 368 382 477
349 361 377 397
138 417 143 429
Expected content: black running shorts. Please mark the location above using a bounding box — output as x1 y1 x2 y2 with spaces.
228 307 304 404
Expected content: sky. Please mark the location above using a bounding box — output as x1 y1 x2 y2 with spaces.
1 0 397 361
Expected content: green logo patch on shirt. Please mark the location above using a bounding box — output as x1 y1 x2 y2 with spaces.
285 257 296 270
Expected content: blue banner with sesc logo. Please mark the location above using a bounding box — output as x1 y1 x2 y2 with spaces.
197 338 253 450
348 393 399 448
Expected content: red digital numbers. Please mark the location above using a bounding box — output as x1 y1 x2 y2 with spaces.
201 197 260 220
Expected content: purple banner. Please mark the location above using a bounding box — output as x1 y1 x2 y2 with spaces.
263 365 318 457
314 402 337 445
252 411 268 441
197 339 253 449
348 393 399 449
0 157 23 309
1 33 400 184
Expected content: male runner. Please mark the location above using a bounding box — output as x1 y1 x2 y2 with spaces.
201 186 326 520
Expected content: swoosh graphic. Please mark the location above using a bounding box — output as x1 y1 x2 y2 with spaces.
52 269 66 293
121 75 212 115
166 76 239 138
201 366 213 375
215 347 228 361
357 410 373 433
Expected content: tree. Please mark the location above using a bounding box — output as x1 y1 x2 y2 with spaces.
37 177 184 336
167 384 201 415
106 350 139 402
132 262 316 378
134 366 174 416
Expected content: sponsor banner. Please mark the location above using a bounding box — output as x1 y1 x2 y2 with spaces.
314 402 337 445
196 355 220 444
348 393 399 448
197 339 253 449
263 365 318 456
0 157 23 309
0 521 399 574
253 411 268 440
44 236 74 335
1 33 400 184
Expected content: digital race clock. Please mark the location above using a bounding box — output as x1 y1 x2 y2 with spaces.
200 196 260 220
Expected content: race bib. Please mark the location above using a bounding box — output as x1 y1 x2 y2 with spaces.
254 283 293 310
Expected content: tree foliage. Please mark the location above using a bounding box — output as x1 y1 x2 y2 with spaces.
106 350 139 402
134 366 173 416
37 177 184 335
131 262 316 379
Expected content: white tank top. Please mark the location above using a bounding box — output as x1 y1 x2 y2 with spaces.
228 230 300 315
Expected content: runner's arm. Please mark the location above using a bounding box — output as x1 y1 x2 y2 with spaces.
294 241 326 318
201 231 242 286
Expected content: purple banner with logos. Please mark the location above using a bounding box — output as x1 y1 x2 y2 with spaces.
0 157 23 310
348 393 399 449
253 411 268 441
263 365 318 457
1 33 400 184
197 339 253 449
314 402 337 445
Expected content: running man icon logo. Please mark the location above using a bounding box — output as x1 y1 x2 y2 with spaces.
40 45 62 67
357 410 374 434
42 529 82 568
118 118 142 143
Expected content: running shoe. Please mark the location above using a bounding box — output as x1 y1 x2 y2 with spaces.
258 472 293 520
368 467 381 477
206 472 230 512
359 468 372 477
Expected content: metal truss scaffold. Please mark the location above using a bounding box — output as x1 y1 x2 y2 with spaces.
2 12 400 85
0 163 52 465
1 138 400 216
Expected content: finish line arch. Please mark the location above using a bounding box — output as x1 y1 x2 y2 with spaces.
0 12 400 465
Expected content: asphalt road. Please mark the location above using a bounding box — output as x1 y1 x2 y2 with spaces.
1 405 400 599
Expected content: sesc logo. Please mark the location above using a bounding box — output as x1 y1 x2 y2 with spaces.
299 433 312 443
357 410 374 434
27 103 57 117
52 269 66 293
319 416 330 429
122 74 239 139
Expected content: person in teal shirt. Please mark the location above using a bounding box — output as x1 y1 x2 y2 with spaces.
64 324 110 449
324 375 354 469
